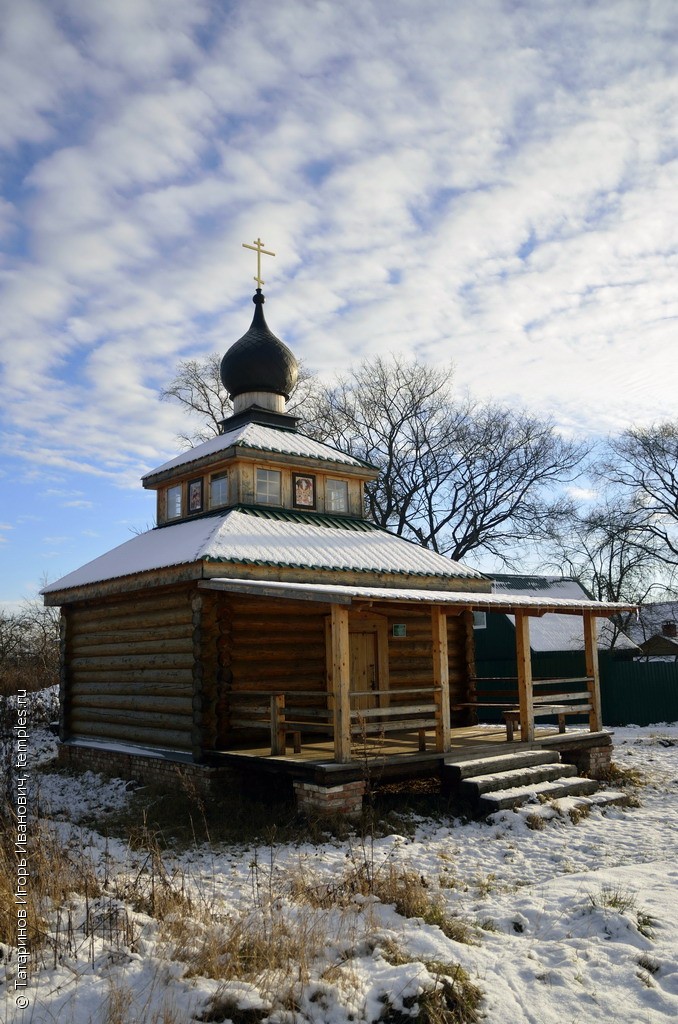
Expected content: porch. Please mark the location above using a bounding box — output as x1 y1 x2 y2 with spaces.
205 723 613 816
200 576 636 770
206 722 612 785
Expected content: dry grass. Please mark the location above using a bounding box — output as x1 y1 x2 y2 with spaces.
372 865 479 945
376 958 483 1024
525 812 546 830
0 808 102 969
587 882 659 939
568 803 592 825
597 761 646 789
287 857 479 946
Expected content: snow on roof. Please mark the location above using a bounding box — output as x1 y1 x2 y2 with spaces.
199 577 637 617
142 422 371 481
42 506 483 594
490 575 638 651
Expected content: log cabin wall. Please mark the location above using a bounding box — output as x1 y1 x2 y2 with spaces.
213 595 473 747
371 604 470 717
61 588 474 758
215 595 328 745
63 586 196 752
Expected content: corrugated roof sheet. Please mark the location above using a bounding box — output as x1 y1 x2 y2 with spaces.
142 422 371 481
490 574 638 651
43 506 483 593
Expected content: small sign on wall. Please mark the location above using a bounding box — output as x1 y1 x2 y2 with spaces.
392 624 407 638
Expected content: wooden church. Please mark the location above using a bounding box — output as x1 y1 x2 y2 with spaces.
44 245 634 813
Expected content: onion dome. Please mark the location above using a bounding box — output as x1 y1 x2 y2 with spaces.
220 289 298 400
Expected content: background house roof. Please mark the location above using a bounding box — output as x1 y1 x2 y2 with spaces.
142 422 373 482
624 600 678 646
490 574 638 651
42 505 484 594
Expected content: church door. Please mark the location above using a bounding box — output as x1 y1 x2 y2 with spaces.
349 631 379 711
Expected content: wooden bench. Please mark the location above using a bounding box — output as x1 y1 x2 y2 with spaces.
504 699 593 742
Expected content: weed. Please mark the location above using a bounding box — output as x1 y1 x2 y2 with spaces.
439 871 461 889
378 939 412 966
0 809 102 969
478 917 498 932
636 953 660 975
568 804 591 825
103 978 134 1024
197 993 268 1024
588 883 638 914
525 812 545 831
636 910 658 939
597 762 646 789
370 864 479 944
378 961 483 1024
616 793 642 810
587 883 658 938
474 872 496 897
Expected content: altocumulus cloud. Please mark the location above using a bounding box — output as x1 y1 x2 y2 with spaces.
0 0 676 496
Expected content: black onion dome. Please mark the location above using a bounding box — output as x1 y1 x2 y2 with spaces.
220 290 298 400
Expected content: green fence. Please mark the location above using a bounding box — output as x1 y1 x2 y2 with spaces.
474 656 678 728
600 660 678 727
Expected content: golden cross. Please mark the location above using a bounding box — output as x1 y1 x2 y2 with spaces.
242 237 276 288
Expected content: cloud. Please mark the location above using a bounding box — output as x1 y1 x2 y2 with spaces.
0 0 676 506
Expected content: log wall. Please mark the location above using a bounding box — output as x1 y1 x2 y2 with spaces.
373 604 469 717
217 595 328 742
216 596 472 741
64 588 195 752
62 588 474 757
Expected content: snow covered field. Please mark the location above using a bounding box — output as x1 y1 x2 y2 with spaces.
2 717 677 1024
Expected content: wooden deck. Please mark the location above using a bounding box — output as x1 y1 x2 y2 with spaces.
206 724 583 786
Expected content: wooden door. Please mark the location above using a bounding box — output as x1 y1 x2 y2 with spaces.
350 631 378 710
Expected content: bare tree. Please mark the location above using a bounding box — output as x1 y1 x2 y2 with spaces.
160 354 228 446
306 356 588 564
544 496 668 645
605 423 678 567
0 600 60 699
161 353 320 448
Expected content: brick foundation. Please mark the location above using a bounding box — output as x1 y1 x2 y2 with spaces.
293 779 366 817
57 742 236 797
561 742 612 779
542 732 613 780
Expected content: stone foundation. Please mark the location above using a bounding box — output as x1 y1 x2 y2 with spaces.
293 779 366 817
57 742 235 797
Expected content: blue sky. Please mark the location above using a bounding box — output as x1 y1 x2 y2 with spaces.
1 0 677 610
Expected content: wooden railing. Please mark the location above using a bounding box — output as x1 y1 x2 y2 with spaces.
467 676 595 739
229 688 441 756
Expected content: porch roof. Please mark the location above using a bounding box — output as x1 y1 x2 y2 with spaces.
199 576 638 617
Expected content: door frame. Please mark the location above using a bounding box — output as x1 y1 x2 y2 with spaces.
325 611 390 709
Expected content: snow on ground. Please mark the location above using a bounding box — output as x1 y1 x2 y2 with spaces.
2 721 678 1023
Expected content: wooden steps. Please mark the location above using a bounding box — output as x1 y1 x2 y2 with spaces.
443 749 599 815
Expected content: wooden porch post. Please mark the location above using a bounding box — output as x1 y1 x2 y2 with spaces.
330 603 352 763
515 610 534 742
583 611 602 732
431 606 452 753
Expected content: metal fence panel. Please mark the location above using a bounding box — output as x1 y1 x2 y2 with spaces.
600 660 678 726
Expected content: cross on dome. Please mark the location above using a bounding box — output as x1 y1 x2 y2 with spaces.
220 240 298 418
242 237 276 288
